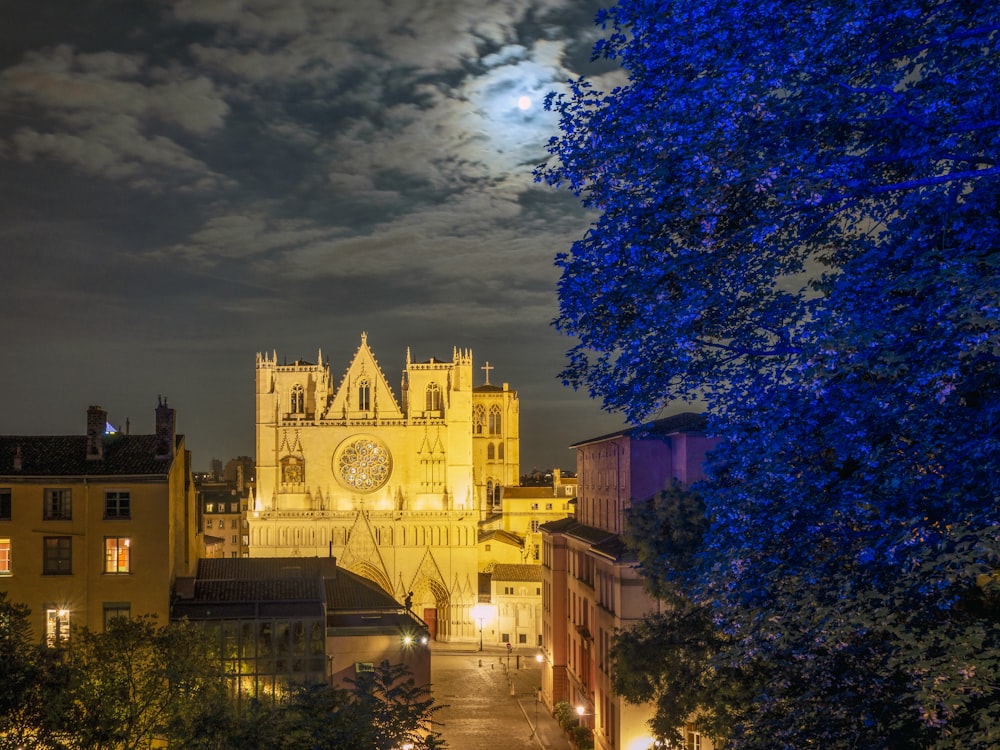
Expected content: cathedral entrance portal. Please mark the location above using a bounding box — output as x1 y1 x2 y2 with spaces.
423 608 437 640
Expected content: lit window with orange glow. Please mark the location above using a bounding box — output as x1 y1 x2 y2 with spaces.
104 537 130 573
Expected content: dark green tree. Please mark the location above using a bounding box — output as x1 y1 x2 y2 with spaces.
0 593 68 750
613 485 756 747
60 616 233 750
347 660 446 750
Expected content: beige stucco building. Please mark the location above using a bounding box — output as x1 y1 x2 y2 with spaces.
248 334 519 642
0 401 199 643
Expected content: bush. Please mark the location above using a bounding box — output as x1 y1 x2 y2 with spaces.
573 724 594 750
553 701 579 731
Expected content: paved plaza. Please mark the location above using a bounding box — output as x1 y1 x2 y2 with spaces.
430 643 574 750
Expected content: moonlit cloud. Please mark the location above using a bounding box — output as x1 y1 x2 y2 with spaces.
0 0 627 471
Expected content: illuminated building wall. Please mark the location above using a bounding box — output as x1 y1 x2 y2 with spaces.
249 333 520 643
0 400 199 643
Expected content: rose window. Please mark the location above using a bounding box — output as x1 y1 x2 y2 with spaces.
335 437 391 492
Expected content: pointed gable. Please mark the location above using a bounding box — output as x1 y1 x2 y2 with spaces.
328 332 404 420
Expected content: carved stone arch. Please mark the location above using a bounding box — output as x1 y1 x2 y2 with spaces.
407 549 453 640
348 560 394 595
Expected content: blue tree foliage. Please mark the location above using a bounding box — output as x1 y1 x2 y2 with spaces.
539 0 1000 746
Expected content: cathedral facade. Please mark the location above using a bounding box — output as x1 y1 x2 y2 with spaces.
249 334 519 642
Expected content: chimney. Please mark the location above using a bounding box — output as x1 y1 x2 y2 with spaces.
86 405 107 461
154 396 176 460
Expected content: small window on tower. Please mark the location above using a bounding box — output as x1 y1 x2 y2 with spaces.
425 382 442 411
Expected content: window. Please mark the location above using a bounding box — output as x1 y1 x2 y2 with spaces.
545 503 553 510
231 519 238 529
291 384 304 414
206 519 212 529
536 586 541 595
205 503 215 512
43 537 72 575
685 729 702 750
104 490 130 519
43 489 71 520
103 603 130 630
231 535 238 544
531 503 539 510
230 502 239 513
104 537 130 573
0 489 10 520
487 443 495 460
488 405 502 434
473 405 485 434
0 539 10 575
358 380 371 411
531 520 540 532
498 443 504 460
534 546 540 561
46 608 70 648
519 633 527 644
425 382 442 411
501 633 510 643
504 586 514 595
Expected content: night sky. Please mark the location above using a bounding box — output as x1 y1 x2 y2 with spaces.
0 0 633 472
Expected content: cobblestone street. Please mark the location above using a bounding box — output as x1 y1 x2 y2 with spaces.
430 644 573 750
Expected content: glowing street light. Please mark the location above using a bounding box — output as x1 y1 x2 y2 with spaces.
470 603 494 652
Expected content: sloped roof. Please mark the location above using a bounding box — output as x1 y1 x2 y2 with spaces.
491 564 543 582
538 516 579 534
569 412 708 448
500 486 556 499
196 556 339 580
194 577 323 602
0 434 177 477
478 528 524 546
325 567 401 611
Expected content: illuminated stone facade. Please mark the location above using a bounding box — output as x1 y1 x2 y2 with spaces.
249 334 519 642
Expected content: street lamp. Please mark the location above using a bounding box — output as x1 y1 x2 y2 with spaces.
471 603 493 652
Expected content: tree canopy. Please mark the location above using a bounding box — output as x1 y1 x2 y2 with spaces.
0 599 446 750
539 0 1000 747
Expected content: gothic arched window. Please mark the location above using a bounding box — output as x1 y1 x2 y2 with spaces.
488 405 502 435
291 384 304 414
487 443 496 460
426 382 442 411
498 443 504 460
473 405 485 435
358 379 371 411
486 480 494 504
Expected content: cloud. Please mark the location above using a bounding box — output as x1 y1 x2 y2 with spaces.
0 45 229 190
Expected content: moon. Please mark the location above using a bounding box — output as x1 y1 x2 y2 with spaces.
517 95 531 111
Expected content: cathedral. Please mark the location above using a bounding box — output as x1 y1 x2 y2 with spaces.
249 334 519 642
